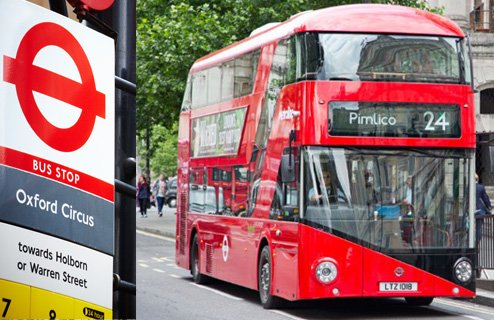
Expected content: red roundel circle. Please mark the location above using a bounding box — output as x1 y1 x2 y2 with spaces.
69 0 114 11
3 22 106 152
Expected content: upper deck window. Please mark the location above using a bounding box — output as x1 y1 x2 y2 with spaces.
184 49 260 110
304 33 470 85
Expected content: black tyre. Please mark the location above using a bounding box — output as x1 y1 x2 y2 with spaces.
190 234 208 284
258 246 283 309
405 297 434 306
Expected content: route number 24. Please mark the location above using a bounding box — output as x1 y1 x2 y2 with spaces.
424 111 449 131
2 298 11 318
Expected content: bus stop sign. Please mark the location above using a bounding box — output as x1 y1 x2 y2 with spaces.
0 0 114 318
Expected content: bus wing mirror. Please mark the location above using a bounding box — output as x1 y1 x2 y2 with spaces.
281 154 295 183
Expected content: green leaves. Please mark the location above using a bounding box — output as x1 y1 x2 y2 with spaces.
137 123 179 178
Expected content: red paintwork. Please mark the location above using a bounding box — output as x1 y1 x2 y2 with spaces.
304 81 476 149
192 4 463 73
176 4 476 302
295 225 474 300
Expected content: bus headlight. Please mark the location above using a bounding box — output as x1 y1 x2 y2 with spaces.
453 258 473 284
315 261 338 284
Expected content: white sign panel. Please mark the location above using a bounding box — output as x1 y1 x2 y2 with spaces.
0 0 115 199
0 0 115 311
0 222 113 309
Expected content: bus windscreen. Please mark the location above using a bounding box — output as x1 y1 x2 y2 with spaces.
305 33 470 84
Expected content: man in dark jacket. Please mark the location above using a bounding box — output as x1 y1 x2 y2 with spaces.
475 174 491 248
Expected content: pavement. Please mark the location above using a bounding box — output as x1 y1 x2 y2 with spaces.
136 205 177 239
136 206 494 308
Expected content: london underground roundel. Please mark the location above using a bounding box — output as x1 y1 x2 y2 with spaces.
3 22 105 152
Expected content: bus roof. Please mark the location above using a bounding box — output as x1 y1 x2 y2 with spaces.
191 4 464 73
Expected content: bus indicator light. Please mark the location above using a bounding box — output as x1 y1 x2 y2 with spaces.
315 261 338 284
453 258 473 284
222 235 229 262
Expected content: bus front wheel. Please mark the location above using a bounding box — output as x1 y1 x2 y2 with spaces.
190 234 208 284
405 297 434 306
258 246 283 309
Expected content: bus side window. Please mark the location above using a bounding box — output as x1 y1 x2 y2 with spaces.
189 167 224 215
270 148 299 221
189 168 204 213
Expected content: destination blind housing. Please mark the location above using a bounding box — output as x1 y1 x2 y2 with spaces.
329 101 460 138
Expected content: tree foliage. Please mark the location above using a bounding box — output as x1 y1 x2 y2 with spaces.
137 0 443 175
137 123 179 178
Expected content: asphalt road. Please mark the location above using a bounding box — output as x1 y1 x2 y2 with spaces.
136 231 494 320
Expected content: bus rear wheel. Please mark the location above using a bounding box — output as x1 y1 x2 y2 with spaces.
405 297 434 306
258 246 283 309
190 234 208 284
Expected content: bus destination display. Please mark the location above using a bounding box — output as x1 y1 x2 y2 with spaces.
329 102 460 138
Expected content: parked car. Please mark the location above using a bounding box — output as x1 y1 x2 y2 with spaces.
165 177 177 208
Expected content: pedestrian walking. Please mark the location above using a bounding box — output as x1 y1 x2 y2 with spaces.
153 173 167 217
475 173 491 278
475 173 491 248
137 174 151 218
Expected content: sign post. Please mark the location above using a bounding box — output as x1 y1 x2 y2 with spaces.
0 1 114 318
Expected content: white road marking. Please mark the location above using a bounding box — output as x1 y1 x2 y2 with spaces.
166 263 176 267
191 283 243 301
139 263 149 268
137 259 147 263
169 274 181 279
137 229 175 242
160 257 173 262
462 315 486 320
435 298 493 316
270 310 307 320
153 268 165 273
152 257 164 262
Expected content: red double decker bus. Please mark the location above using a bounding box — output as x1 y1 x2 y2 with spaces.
175 4 477 308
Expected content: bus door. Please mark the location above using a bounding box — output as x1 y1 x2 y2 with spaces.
269 153 300 299
303 147 364 296
191 166 254 287
189 167 225 278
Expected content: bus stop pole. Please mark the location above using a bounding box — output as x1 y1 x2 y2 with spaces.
92 1 137 318
48 0 68 17
109 1 136 318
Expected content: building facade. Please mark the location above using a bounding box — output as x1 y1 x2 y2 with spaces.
428 0 494 185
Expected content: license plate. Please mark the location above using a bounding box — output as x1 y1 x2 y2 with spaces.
379 282 418 292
